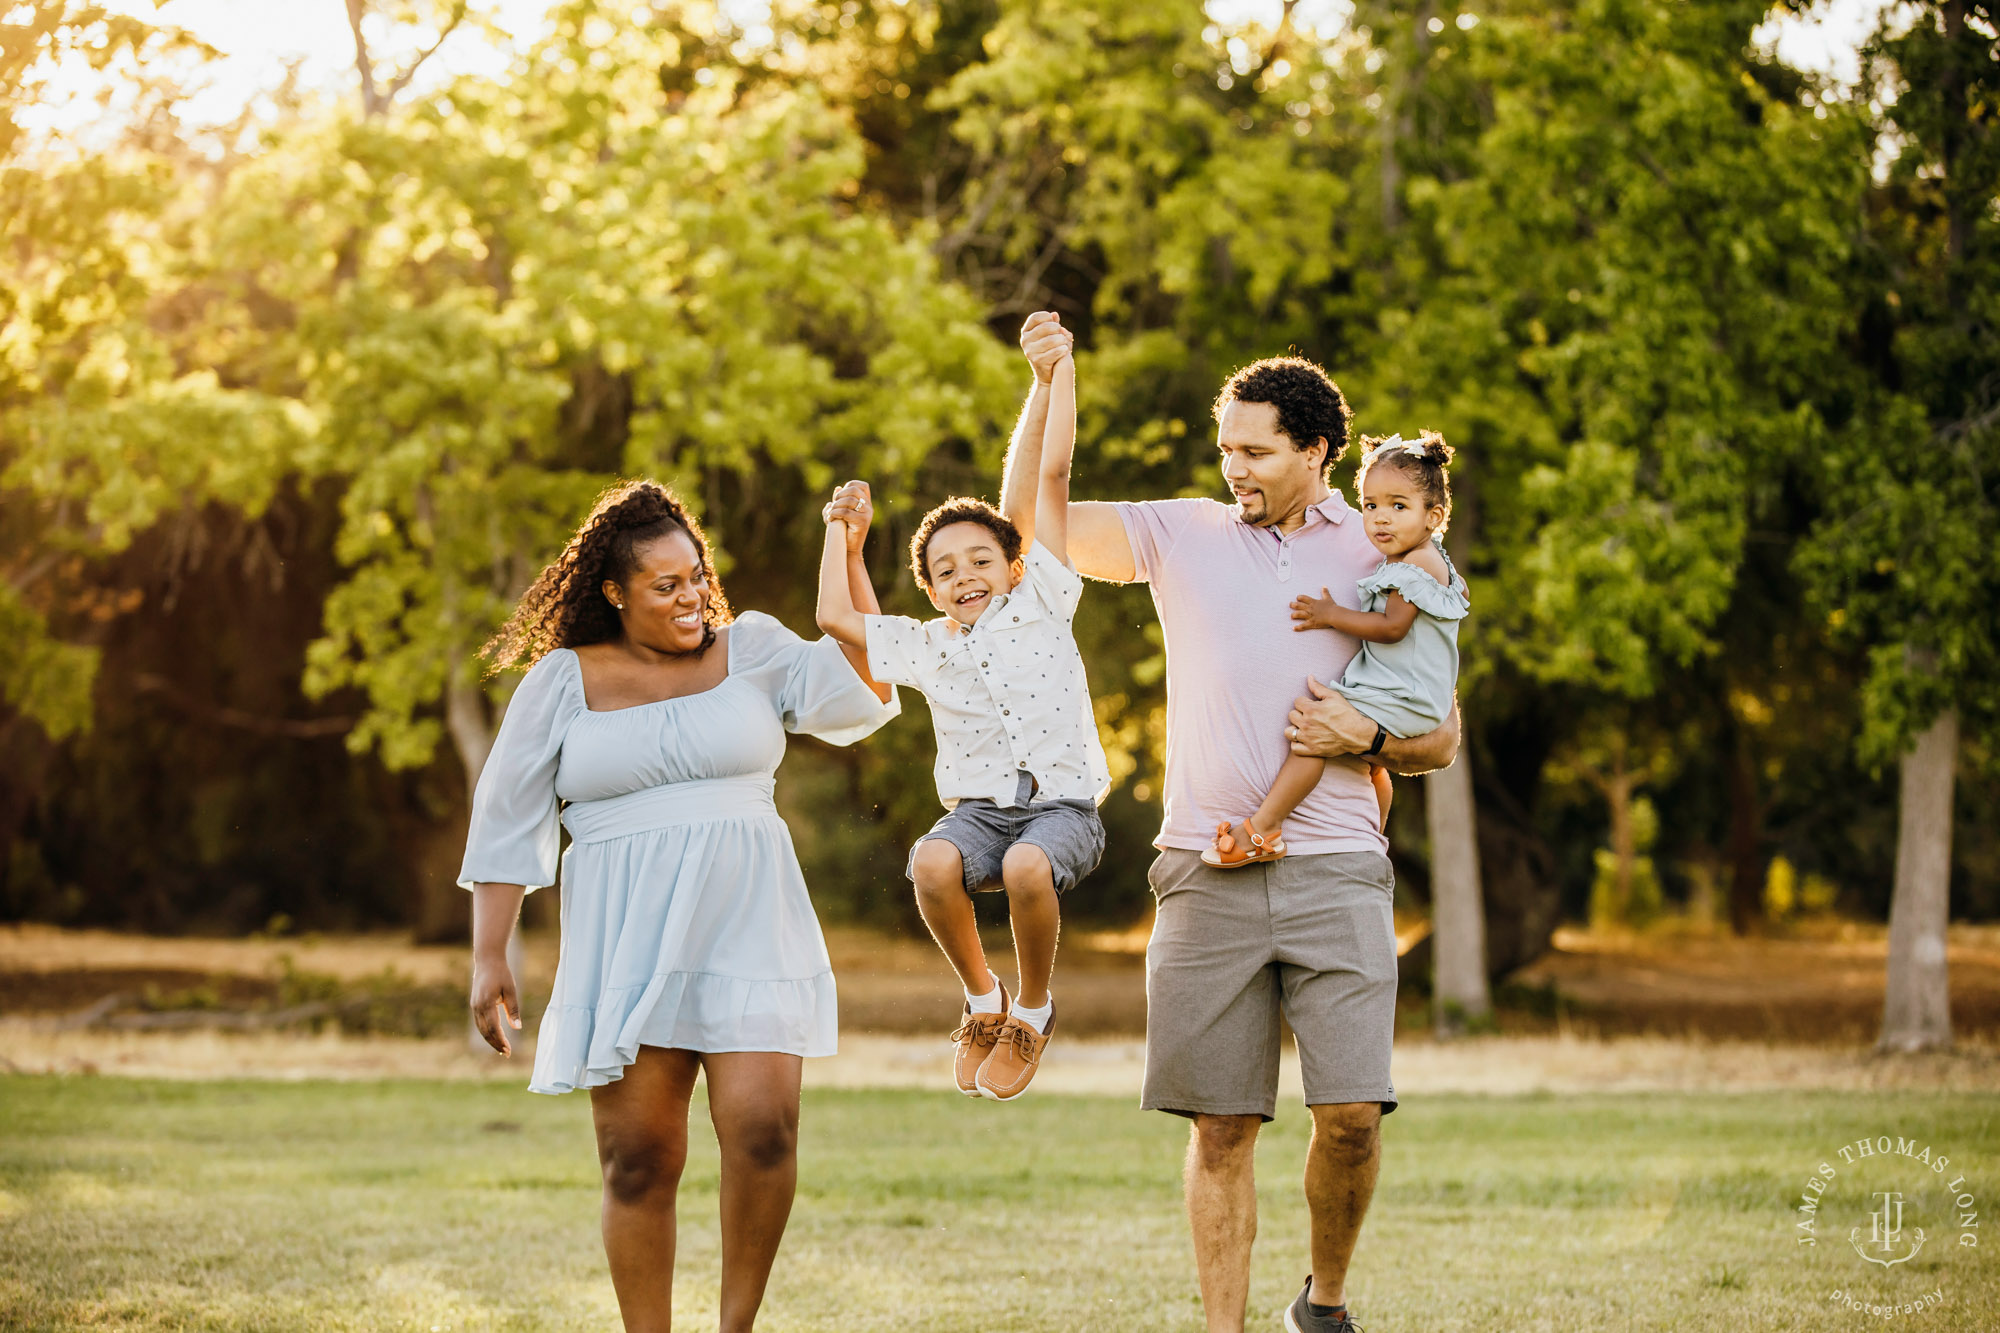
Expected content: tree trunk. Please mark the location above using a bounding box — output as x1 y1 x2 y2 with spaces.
1880 709 1957 1053
1427 753 1489 1033
1606 765 1634 925
410 680 494 944
1726 725 1764 935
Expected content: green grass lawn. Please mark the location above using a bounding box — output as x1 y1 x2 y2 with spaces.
0 1077 1994 1331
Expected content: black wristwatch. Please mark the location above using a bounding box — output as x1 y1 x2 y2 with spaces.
1366 722 1388 757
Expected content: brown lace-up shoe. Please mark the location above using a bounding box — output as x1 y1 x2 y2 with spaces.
950 983 1010 1096
974 1005 1053 1101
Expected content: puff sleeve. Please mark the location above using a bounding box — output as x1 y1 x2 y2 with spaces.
732 611 901 747
1356 561 1470 620
457 651 580 892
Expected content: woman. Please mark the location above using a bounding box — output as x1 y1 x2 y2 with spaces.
461 480 897 1332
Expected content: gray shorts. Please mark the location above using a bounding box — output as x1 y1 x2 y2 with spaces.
908 772 1105 895
1142 848 1399 1121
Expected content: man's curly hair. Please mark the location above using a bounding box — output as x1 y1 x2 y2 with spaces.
1214 356 1353 478
908 497 1023 593
484 480 733 672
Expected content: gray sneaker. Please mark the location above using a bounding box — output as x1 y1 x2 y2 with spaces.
1283 1275 1363 1333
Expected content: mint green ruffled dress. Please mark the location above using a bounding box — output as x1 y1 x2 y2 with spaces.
1334 549 1470 737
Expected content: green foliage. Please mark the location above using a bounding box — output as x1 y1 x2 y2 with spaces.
1794 2 2000 766
4 0 1996 931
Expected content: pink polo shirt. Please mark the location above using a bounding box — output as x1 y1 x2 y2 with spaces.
1114 493 1388 857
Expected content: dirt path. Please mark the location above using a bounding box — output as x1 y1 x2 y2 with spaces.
6 920 1998 1058
1511 923 2000 1041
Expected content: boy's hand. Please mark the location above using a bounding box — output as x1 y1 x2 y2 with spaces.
823 480 873 555
1019 311 1074 385
1290 587 1342 631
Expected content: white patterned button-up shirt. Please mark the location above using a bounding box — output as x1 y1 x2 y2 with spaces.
864 541 1111 809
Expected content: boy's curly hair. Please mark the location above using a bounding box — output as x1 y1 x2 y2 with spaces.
1357 431 1457 534
908 497 1023 592
483 480 732 671
1213 356 1353 479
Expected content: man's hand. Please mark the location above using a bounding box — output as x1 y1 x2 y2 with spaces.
1286 676 1377 756
1289 680 1461 775
1019 310 1074 385
822 479 873 556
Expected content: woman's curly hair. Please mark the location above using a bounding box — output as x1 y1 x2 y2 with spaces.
484 480 733 672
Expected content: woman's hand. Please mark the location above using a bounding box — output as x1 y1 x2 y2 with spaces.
1289 587 1342 632
470 951 523 1056
822 480 873 556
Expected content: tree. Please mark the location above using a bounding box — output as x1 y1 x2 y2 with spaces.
0 4 303 740
1798 0 1999 1051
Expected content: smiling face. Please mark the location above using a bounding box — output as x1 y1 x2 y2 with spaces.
1216 399 1328 528
1360 462 1445 558
602 528 711 654
922 521 1024 627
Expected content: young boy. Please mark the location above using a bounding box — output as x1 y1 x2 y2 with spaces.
816 334 1107 1101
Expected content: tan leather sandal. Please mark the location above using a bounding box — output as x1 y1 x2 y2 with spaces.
1200 816 1287 869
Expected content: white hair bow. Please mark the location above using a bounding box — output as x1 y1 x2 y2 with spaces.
1370 434 1425 459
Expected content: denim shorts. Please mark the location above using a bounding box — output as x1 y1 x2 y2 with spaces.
907 771 1106 896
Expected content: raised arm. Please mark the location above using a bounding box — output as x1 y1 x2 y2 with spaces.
1066 502 1138 582
816 519 865 647
1037 353 1076 564
999 312 1075 546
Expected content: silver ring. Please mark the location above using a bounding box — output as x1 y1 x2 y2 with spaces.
1286 726 1297 739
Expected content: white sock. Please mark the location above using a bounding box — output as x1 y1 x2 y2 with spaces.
965 982 1005 1014
1011 996 1053 1033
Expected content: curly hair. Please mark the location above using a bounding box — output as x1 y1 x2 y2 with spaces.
908 497 1023 593
1356 431 1457 534
483 480 733 672
1214 356 1354 478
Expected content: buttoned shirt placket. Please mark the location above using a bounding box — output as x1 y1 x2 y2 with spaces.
1257 495 1343 583
962 591 1035 778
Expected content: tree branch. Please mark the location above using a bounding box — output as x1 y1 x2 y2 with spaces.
131 672 354 739
344 0 382 117
384 1 470 104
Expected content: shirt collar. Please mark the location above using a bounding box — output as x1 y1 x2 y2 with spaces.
1240 488 1351 534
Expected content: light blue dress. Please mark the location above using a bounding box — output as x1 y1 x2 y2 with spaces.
1334 550 1470 738
458 612 900 1095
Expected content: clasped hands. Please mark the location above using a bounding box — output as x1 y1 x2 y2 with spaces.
823 479 873 553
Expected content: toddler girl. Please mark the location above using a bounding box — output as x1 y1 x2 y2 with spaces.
1207 431 1469 866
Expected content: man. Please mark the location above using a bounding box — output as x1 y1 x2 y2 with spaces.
1006 313 1459 1333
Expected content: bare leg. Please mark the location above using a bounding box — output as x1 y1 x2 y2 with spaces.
1186 1113 1261 1333
1305 1101 1383 1310
1370 764 1392 831
1216 754 1327 857
1000 843 1060 1009
912 839 997 995
704 1051 806 1333
590 1046 701 1333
